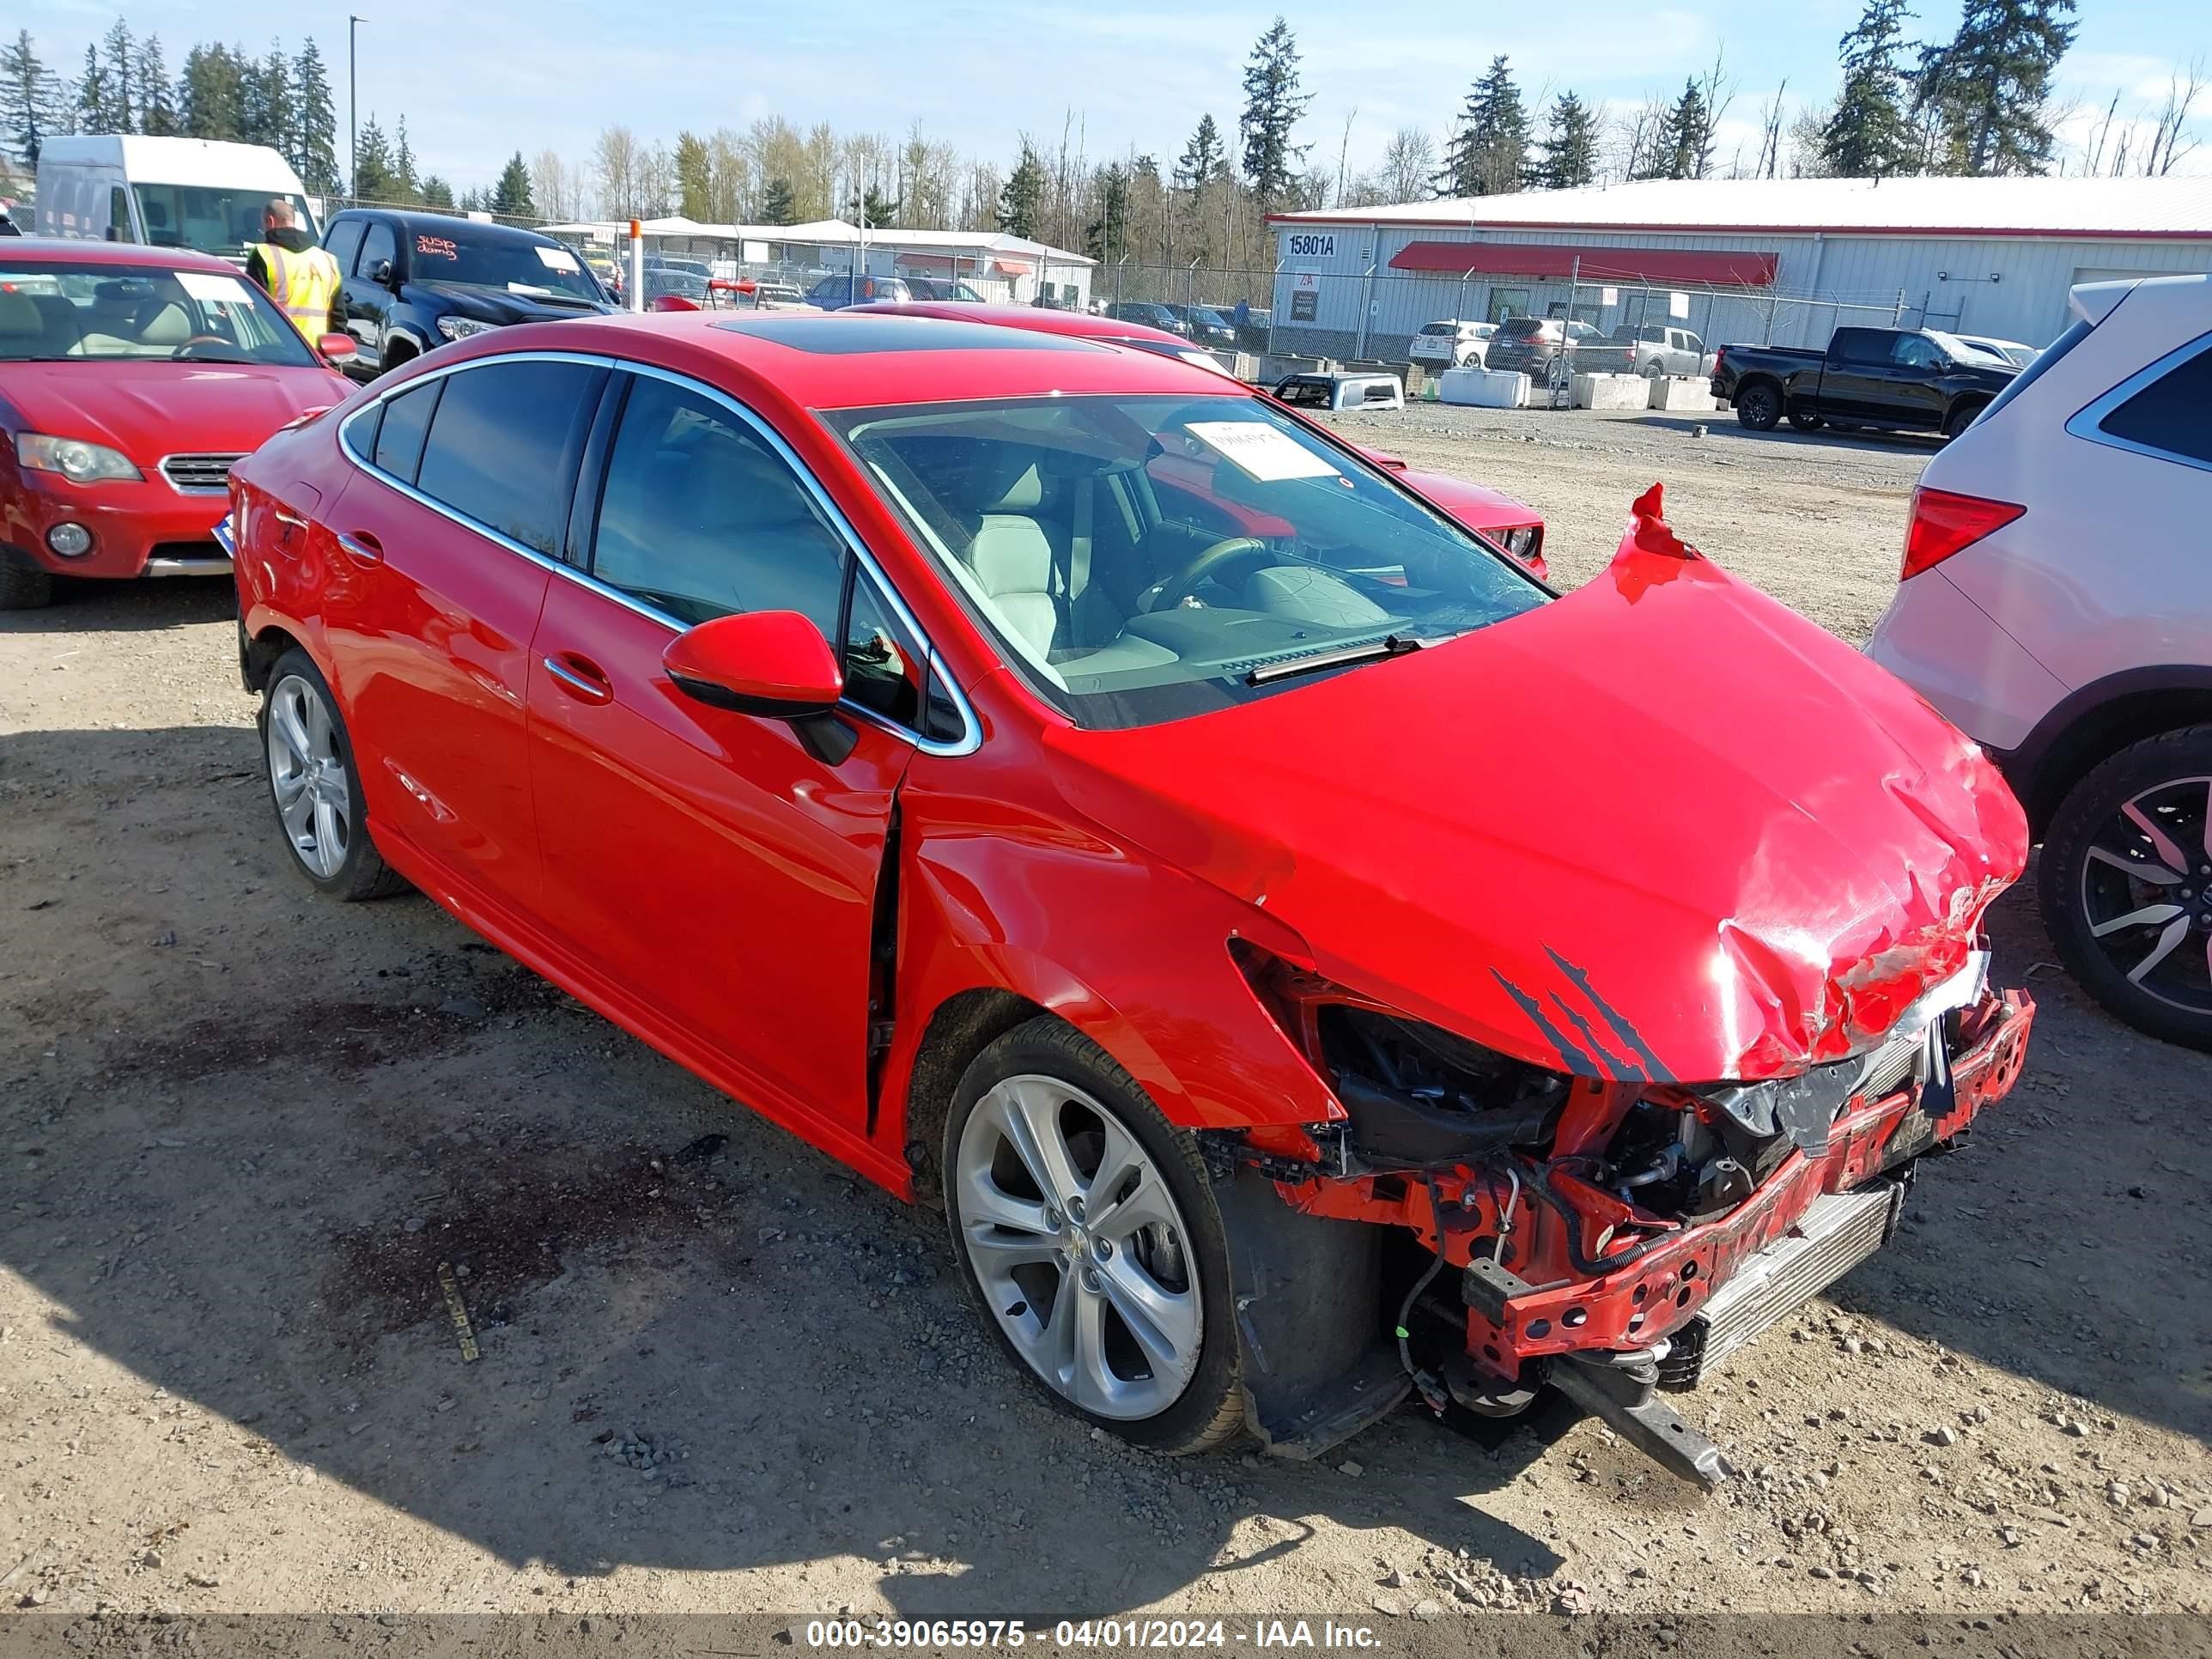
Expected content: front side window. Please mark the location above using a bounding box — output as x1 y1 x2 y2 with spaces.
828 392 1545 732
589 374 848 635
359 221 397 277
324 217 367 276
1893 334 1944 369
413 360 600 555
0 261 318 365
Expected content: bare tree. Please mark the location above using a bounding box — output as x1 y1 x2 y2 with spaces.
1379 127 1436 203
1753 78 1789 179
2144 55 2207 175
1693 45 1737 178
1332 105 1358 207
593 125 640 219
2081 88 2123 176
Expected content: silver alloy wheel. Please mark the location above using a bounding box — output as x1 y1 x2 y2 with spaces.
2080 775 2212 1012
266 673 352 880
954 1075 1204 1421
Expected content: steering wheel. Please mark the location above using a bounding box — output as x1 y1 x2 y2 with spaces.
171 335 236 360
1139 536 1273 613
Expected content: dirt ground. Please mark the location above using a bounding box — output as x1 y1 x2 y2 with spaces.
2 404 2209 1640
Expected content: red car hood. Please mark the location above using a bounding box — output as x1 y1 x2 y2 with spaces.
0 361 349 462
1050 501 2027 1084
1396 469 1535 532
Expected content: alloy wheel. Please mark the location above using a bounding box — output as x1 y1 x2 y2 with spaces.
952 1075 1204 1421
266 674 352 880
2077 774 2212 1015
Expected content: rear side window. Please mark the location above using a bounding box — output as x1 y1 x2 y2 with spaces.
1832 329 1892 364
372 381 441 483
2092 335 2212 467
1978 318 2092 428
325 218 366 275
415 360 601 554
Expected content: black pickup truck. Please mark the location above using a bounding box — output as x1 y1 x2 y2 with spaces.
1711 325 2017 438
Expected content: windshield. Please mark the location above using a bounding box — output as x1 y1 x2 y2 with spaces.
131 185 318 259
408 231 604 302
828 392 1544 731
0 261 319 365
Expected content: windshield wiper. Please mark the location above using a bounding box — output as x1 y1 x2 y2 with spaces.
1245 633 1431 686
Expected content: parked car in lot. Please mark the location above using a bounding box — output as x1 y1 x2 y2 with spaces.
1408 319 1497 371
1271 370 1404 410
0 238 354 610
902 277 985 302
1711 326 2016 437
642 266 710 307
1484 316 1605 380
1867 273 2212 1049
1103 300 1188 337
228 308 2031 1484
805 274 921 309
1605 322 1705 378
321 209 614 380
1161 304 1238 349
1953 334 2038 368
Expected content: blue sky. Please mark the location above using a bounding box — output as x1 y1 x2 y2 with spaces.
17 0 2212 191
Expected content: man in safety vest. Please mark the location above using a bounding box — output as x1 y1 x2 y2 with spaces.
246 199 340 343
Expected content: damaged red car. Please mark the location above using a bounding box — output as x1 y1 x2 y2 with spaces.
228 312 2033 1485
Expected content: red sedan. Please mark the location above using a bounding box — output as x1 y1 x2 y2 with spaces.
229 311 2030 1483
0 239 355 610
858 300 1551 575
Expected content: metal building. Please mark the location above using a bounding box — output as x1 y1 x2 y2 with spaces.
1266 176 2212 364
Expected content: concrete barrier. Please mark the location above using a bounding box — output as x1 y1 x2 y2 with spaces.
1573 372 1650 410
1438 367 1529 408
1648 377 1719 411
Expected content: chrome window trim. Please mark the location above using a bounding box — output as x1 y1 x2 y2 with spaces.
2064 326 2212 477
331 349 979 757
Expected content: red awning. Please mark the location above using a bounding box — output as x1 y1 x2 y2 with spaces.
992 258 1034 276
1389 240 1778 288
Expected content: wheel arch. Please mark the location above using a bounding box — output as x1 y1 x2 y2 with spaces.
240 620 305 693
2002 665 2212 834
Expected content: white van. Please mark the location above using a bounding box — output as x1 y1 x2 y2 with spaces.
34 137 319 262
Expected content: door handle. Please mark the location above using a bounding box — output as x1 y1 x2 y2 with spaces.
541 653 614 705
337 530 383 566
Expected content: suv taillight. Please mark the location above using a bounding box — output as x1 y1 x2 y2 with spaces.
1902 486 2025 580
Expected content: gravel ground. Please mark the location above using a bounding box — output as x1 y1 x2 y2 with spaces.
1 405 2208 1640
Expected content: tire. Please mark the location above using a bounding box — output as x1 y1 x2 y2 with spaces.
0 551 54 611
379 341 417 379
258 647 410 901
942 1016 1243 1455
1943 402 1984 439
1788 406 1826 433
1642 362 1665 380
1734 381 1781 431
2038 725 2212 1052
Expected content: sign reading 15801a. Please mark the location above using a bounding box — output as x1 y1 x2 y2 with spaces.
1284 233 1336 258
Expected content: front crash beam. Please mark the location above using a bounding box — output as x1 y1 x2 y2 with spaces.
1547 1350 1734 1490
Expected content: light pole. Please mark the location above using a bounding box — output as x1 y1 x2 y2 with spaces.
348 15 363 203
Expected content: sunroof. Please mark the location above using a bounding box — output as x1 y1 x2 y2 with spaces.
711 315 1098 354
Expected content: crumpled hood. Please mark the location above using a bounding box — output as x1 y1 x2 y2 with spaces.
1049 498 2027 1084
1396 470 1538 532
406 283 610 325
0 361 349 460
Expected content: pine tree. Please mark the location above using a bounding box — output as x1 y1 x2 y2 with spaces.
76 44 111 134
133 35 174 136
352 113 395 203
673 131 711 220
1534 92 1598 190
761 175 797 225
392 115 420 204
997 141 1046 239
1643 78 1712 179
1917 0 2077 173
1085 162 1130 264
1176 112 1227 187
101 19 133 131
493 151 535 219
1 30 59 165
848 184 896 228
242 45 289 152
177 44 246 141
419 174 454 210
1820 0 1916 176
1239 16 1310 213
1440 56 1530 195
291 40 337 194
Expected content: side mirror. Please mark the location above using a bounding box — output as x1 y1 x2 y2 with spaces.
663 611 843 719
370 258 395 287
317 332 358 364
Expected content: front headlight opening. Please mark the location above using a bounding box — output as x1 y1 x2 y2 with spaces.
16 433 142 483
436 316 499 342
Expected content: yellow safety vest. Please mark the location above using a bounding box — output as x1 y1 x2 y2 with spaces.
252 241 342 342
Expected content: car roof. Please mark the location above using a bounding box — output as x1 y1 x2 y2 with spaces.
856 300 1190 349
339 208 562 244
434 309 1254 411
0 235 241 275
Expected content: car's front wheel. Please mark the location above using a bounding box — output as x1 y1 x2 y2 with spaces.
944 1017 1243 1454
2039 726 2212 1051
259 648 410 901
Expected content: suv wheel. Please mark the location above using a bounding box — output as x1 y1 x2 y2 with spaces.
943 1017 1243 1454
1735 382 1781 430
2039 726 2212 1050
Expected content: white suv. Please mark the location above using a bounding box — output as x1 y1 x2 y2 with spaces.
1408 319 1495 370
1866 273 2212 1048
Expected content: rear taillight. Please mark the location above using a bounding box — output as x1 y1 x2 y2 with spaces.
1711 346 1726 375
1902 486 2025 580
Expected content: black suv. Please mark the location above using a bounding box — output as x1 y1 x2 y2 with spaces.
321 209 614 380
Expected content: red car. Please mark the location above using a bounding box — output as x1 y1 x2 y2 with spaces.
230 312 2031 1484
0 238 355 610
859 300 1551 576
